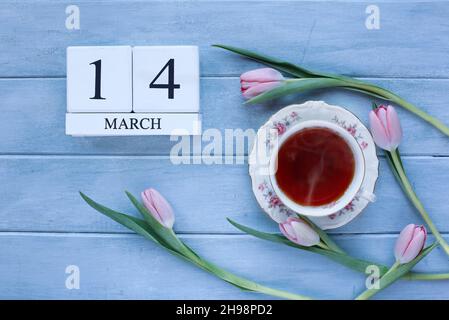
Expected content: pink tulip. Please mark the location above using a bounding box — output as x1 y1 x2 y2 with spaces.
279 217 320 247
394 224 427 264
240 68 285 99
141 188 175 228
369 105 403 151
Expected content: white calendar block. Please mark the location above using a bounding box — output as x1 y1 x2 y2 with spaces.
67 46 132 113
66 113 201 136
132 46 200 113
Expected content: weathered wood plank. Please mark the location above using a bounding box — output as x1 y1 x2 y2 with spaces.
0 156 447 234
1 0 449 301
1 1 449 77
0 78 448 155
0 232 448 299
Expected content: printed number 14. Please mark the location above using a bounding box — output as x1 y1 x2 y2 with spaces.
149 59 180 99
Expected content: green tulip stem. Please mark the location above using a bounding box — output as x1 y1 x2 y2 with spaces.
316 241 330 250
341 80 449 137
404 272 449 280
384 261 401 277
213 44 449 137
390 149 449 256
282 78 449 136
227 219 449 282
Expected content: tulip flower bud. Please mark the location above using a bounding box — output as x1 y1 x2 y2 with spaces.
141 188 175 229
369 105 403 151
394 224 427 264
279 217 320 247
240 68 285 99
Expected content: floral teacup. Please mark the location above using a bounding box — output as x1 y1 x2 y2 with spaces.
268 120 375 217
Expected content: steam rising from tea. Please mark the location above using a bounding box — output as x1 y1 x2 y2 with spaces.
275 127 355 206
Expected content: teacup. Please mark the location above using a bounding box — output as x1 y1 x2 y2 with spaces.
269 120 375 217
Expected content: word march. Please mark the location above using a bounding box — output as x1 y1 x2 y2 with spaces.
104 117 161 130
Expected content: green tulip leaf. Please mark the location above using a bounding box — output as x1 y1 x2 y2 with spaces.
394 148 405 171
81 192 314 299
227 218 388 275
194 256 311 299
212 44 322 78
385 151 401 181
344 87 393 100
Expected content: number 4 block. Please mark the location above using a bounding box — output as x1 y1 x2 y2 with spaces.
132 46 200 113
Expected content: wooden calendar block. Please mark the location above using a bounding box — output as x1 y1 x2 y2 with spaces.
66 113 201 136
132 46 200 113
66 45 201 136
67 46 132 113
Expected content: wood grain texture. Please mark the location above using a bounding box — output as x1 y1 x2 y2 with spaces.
0 156 448 234
0 78 448 155
1 1 449 78
1 232 448 300
1 0 449 299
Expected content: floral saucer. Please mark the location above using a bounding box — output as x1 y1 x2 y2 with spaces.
248 101 379 229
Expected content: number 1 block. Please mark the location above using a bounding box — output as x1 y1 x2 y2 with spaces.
67 46 132 112
132 46 200 113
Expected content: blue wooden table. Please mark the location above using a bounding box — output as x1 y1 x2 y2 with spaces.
1 1 449 300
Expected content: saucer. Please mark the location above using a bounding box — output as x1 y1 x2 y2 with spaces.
249 101 379 230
